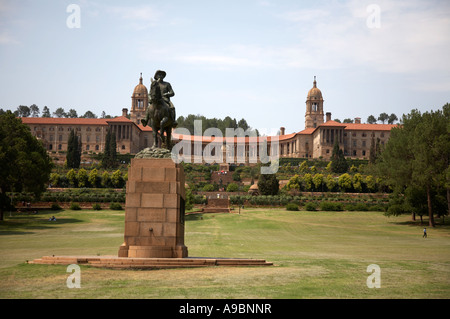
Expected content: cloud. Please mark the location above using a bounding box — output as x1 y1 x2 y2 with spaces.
276 0 450 73
106 4 161 30
134 0 450 75
0 30 19 45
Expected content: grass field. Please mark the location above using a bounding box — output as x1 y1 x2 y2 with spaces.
0 208 449 299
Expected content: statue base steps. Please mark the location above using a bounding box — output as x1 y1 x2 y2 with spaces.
28 255 273 269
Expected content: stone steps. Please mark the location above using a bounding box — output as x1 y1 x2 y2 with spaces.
28 255 273 269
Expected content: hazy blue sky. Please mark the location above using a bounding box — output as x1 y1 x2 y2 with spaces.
1 0 449 134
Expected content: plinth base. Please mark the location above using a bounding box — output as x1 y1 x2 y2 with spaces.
119 243 188 258
28 255 273 269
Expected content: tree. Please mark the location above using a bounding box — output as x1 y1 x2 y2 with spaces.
16 105 31 117
313 173 324 191
0 111 53 220
226 183 239 192
343 118 353 123
257 174 279 195
66 109 78 118
377 105 449 227
352 173 363 193
369 136 381 164
367 115 377 124
325 174 337 192
237 118 250 131
67 169 77 187
111 170 124 188
286 174 302 191
88 168 99 188
77 168 88 188
330 141 348 173
82 110 97 119
388 113 398 124
101 171 110 188
378 112 389 124
42 106 51 118
303 173 313 191
102 129 117 168
299 161 308 173
30 104 40 117
365 175 377 193
66 130 81 168
53 107 66 118
338 173 352 192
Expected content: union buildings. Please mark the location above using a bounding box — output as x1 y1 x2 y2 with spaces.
21 75 396 164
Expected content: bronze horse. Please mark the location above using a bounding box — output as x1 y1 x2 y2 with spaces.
141 79 174 149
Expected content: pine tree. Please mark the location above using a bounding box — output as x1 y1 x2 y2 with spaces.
102 129 117 168
330 141 348 173
66 130 80 168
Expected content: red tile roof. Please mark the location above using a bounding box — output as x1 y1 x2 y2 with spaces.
320 120 347 127
21 117 108 125
297 128 316 135
106 116 132 123
343 123 398 131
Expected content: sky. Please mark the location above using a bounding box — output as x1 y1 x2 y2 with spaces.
0 0 449 135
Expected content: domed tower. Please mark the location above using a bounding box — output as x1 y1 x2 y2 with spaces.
305 76 324 129
130 73 148 124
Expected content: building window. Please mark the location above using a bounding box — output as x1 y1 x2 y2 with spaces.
352 150 357 156
362 141 366 147
86 145 90 151
95 145 99 151
353 140 357 147
48 144 53 151
121 145 126 150
58 144 62 150
362 150 366 156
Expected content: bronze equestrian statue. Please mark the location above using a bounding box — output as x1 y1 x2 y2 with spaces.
141 70 177 150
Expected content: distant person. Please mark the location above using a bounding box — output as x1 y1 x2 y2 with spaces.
423 227 427 238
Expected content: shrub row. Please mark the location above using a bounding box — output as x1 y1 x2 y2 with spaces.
230 194 388 208
285 201 386 212
65 202 123 210
9 190 125 204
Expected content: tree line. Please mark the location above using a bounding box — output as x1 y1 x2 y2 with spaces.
0 105 112 119
176 114 259 136
333 113 399 124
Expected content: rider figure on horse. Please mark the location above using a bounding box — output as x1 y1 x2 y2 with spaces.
152 70 177 127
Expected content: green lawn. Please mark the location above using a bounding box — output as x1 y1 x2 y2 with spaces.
0 208 449 299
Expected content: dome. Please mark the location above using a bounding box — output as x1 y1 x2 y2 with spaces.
307 76 322 100
133 73 148 96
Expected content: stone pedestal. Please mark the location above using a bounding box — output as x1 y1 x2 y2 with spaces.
118 158 188 258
